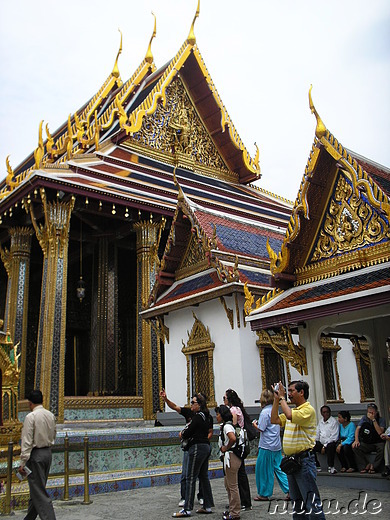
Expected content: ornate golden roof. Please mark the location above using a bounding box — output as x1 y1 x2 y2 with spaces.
0 4 260 203
267 87 390 280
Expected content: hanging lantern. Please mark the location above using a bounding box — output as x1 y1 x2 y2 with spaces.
77 277 86 302
77 219 86 302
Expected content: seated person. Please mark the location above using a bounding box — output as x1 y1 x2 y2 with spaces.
352 403 385 474
312 405 339 474
336 411 357 472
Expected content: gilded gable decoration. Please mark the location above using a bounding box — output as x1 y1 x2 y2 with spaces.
181 312 216 406
311 172 390 263
176 231 207 280
256 326 308 375
131 78 230 175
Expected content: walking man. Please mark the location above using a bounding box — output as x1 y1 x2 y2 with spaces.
271 380 325 519
18 389 57 520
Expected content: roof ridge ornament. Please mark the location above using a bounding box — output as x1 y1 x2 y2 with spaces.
34 120 45 169
309 85 326 139
187 0 200 46
112 29 123 78
145 12 157 64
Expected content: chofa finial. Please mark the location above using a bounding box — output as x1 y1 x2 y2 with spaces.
112 29 123 78
145 12 157 64
187 0 200 46
309 85 326 139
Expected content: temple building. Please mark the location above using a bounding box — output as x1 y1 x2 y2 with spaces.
0 5 388 427
245 89 390 417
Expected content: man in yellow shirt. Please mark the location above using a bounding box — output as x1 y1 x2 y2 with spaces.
271 380 325 519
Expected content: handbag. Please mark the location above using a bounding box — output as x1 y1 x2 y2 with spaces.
280 455 302 475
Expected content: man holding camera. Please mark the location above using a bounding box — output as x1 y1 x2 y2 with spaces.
271 380 325 520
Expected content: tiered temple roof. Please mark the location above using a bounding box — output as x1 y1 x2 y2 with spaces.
246 88 390 329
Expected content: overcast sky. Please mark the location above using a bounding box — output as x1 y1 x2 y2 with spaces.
0 0 389 201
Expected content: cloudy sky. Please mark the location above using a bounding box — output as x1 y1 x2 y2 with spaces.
0 0 389 201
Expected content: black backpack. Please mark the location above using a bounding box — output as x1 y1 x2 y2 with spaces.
359 421 382 444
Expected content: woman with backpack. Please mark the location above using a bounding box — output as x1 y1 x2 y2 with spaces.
216 405 241 520
252 389 289 501
224 389 252 512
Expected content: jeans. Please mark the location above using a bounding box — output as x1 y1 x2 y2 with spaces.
180 450 189 500
287 452 325 520
184 443 214 511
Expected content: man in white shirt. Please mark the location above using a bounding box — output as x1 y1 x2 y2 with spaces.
19 389 57 520
312 405 339 474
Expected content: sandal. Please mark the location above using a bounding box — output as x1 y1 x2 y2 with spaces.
360 469 368 474
340 468 346 473
368 469 376 474
346 468 356 473
254 496 269 501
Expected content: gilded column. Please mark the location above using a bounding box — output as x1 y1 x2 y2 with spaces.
24 189 75 421
0 227 34 398
134 221 160 420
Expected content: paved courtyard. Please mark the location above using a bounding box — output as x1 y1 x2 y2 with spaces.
5 472 390 519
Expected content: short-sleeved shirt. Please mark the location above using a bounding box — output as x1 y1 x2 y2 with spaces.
230 406 244 428
279 401 316 456
258 404 282 451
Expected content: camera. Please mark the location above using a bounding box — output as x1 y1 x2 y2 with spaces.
274 383 280 392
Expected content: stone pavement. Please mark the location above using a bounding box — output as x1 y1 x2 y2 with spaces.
5 473 390 519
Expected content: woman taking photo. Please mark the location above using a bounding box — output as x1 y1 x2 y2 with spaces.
216 405 241 520
224 389 252 511
253 389 289 501
173 393 214 518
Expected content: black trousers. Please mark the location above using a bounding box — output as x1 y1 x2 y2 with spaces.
337 443 357 470
313 440 337 467
238 458 252 508
24 447 56 520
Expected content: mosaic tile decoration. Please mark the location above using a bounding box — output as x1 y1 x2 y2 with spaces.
0 458 256 513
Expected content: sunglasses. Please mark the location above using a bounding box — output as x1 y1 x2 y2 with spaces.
223 396 227 400
190 400 198 405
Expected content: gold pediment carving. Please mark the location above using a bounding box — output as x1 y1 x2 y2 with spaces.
130 77 230 175
176 231 208 280
310 172 390 263
182 312 215 355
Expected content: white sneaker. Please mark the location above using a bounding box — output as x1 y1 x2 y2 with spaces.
198 498 204 506
178 499 185 507
328 467 337 474
317 467 322 472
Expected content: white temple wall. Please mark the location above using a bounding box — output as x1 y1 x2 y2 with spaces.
163 294 260 410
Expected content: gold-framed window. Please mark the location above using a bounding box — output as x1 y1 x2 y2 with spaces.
351 337 375 402
181 312 216 407
258 345 290 391
320 336 344 403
